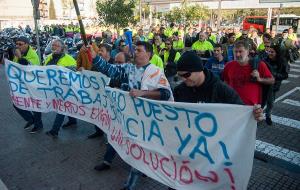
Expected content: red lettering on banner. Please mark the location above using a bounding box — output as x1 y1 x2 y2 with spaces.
194 169 219 183
52 99 86 116
120 140 225 187
11 96 42 109
224 168 236 190
90 107 111 128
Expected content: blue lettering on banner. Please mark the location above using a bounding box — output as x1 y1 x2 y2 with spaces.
117 92 126 111
6 63 21 80
82 75 92 88
19 81 28 94
69 72 82 88
189 136 214 164
58 70 69 86
161 104 178 121
89 76 100 90
46 69 59 86
126 118 138 138
53 86 64 99
194 113 218 137
175 108 198 129
174 126 191 155
93 94 102 105
35 70 47 85
8 80 28 95
148 120 164 146
8 80 18 92
24 70 36 83
78 90 92 104
64 88 79 101
131 97 151 117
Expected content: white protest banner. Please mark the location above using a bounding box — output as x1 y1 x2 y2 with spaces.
5 60 257 190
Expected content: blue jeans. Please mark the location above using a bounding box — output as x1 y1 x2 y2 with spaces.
123 167 142 190
50 114 77 135
14 105 43 128
103 143 117 164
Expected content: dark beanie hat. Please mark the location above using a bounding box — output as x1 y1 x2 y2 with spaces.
177 51 204 72
16 36 30 44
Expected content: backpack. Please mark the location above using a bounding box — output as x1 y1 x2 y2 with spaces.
249 56 272 108
288 46 300 63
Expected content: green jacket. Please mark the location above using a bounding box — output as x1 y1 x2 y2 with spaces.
44 53 76 67
13 46 40 65
150 54 164 70
192 40 214 51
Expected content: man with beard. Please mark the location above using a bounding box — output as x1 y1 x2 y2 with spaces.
223 40 274 106
44 39 78 138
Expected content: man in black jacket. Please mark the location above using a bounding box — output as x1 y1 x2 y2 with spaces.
174 51 263 119
168 51 263 190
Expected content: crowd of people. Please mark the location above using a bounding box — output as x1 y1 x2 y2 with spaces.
1 21 299 190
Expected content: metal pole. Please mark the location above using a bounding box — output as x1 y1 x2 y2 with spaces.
140 0 142 25
73 0 88 46
266 8 272 29
31 0 42 63
276 4 283 33
216 0 222 30
149 5 152 26
34 19 41 62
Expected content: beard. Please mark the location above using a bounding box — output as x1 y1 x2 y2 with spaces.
236 56 248 63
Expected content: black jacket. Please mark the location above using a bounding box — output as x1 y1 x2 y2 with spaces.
174 69 244 104
264 57 289 92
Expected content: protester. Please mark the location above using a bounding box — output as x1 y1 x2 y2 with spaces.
87 41 173 190
223 40 275 106
192 32 214 58
221 32 235 62
262 43 289 125
45 39 77 138
11 36 43 133
206 44 226 78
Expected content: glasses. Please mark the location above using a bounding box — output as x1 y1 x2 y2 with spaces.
178 72 192 78
165 43 171 45
242 33 248 36
16 43 25 46
265 45 270 48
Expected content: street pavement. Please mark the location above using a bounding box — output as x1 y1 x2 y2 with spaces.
0 61 299 190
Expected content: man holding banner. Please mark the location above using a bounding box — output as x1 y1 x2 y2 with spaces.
12 36 43 133
174 51 263 121
88 41 174 190
44 39 78 138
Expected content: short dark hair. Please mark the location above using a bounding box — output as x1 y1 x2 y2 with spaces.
263 33 271 40
136 41 153 55
234 40 250 50
165 38 173 44
228 33 235 39
119 39 125 46
214 43 222 49
99 43 112 53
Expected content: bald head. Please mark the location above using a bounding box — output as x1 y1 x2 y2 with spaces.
115 52 126 64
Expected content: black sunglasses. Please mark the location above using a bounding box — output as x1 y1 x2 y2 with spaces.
16 43 25 46
178 72 192 78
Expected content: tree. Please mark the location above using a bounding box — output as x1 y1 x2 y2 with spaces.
96 0 136 28
49 0 57 19
164 4 209 24
185 5 209 22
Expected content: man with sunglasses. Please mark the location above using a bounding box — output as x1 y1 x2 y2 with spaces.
175 51 263 119
11 36 43 133
174 51 243 105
